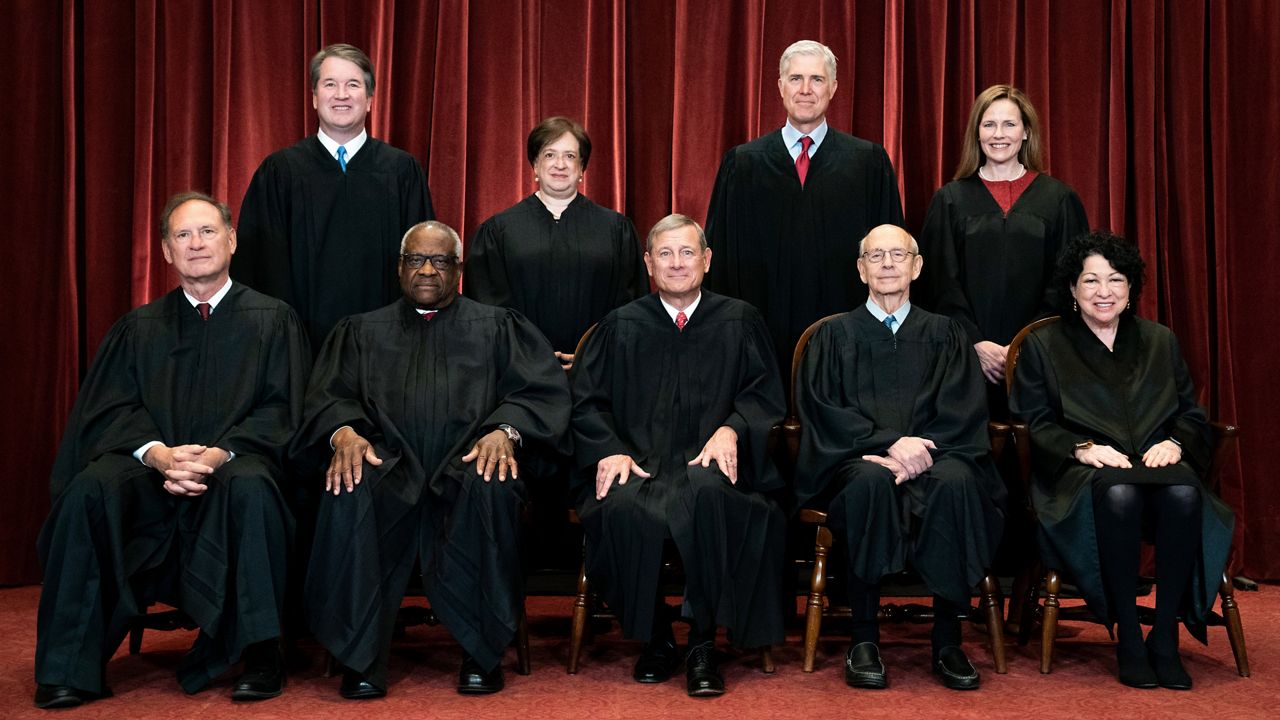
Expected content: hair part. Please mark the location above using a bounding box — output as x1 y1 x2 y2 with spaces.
159 191 232 240
778 40 838 83
526 116 592 170
954 84 1045 179
310 43 376 95
645 213 707 252
401 220 464 258
1053 230 1145 314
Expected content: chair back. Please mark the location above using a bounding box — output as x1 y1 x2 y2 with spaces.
1004 316 1061 395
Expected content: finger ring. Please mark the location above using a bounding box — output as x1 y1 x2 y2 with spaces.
500 455 507 460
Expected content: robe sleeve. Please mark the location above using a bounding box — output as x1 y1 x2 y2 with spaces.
923 320 995 458
618 215 649 303
293 317 382 455
400 152 435 225
476 311 571 451
232 156 295 303
213 306 311 468
48 317 164 497
568 318 638 483
721 311 787 492
461 218 512 306
1008 331 1084 479
1164 331 1212 473
918 186 982 344
703 149 741 298
1040 187 1089 316
870 144 905 227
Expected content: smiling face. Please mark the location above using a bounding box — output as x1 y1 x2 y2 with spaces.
777 53 837 134
1071 253 1130 329
856 225 922 309
398 226 461 309
645 224 711 303
532 132 583 200
978 98 1027 170
312 56 372 142
162 199 236 286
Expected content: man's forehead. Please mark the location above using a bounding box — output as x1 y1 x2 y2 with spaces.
652 227 699 248
405 229 451 253
171 200 220 225
863 230 911 251
784 55 827 77
318 56 364 81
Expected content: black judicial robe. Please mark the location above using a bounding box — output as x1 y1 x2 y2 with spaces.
570 292 787 647
1008 315 1234 639
464 193 648 353
299 297 570 682
917 174 1088 346
36 284 309 694
233 135 434 350
705 129 904 376
795 305 1005 603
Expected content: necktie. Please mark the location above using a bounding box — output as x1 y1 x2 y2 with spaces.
197 302 211 322
423 310 437 321
796 136 813 186
676 311 688 330
884 315 897 333
337 145 348 172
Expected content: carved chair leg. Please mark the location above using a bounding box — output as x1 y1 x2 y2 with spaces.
803 526 832 673
760 646 775 674
516 605 531 675
1040 569 1061 674
979 574 1008 673
1219 572 1250 677
567 560 590 674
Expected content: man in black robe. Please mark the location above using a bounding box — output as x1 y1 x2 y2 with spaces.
35 192 309 709
571 214 787 697
233 43 434 351
795 225 1005 691
705 39 903 378
300 221 570 699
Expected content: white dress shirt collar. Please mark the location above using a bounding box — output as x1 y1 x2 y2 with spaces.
317 128 368 162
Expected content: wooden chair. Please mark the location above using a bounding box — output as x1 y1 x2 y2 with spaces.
790 314 1010 674
1003 315 1249 676
565 324 775 675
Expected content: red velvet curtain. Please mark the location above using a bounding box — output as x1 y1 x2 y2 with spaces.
4 0 1277 584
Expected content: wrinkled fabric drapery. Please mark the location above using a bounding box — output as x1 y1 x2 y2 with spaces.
4 1 1277 583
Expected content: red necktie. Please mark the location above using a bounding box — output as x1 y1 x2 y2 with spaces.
197 302 210 321
796 136 813 187
423 310 437 321
676 311 688 330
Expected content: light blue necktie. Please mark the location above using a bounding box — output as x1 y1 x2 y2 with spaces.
337 145 348 172
884 315 897 333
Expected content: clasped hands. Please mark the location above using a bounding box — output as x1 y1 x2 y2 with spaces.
594 426 739 501
326 426 517 495
861 436 936 485
144 444 231 497
1074 440 1181 469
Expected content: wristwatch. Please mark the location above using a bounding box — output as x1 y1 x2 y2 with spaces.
1073 439 1094 454
498 424 522 446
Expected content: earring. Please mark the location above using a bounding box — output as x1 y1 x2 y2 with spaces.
1126 301 1131 310
1073 300 1079 313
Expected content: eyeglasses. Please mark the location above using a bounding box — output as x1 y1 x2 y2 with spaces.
860 249 916 264
401 253 458 271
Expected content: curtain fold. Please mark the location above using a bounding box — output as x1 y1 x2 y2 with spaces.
4 0 1277 584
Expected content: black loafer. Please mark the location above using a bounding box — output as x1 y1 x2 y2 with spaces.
684 641 725 697
633 637 681 683
844 641 887 689
339 668 386 700
1147 637 1192 690
231 641 285 701
34 684 103 709
932 645 980 690
457 654 504 695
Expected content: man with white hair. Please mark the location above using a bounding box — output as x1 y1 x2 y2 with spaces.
299 221 570 699
705 39 903 378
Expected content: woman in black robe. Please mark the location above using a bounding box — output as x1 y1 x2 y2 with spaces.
1009 232 1233 690
918 85 1089 404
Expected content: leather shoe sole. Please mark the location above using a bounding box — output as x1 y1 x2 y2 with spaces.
844 642 888 689
34 684 105 709
933 646 980 690
340 670 386 700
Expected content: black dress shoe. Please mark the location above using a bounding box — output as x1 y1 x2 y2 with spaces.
457 654 504 695
339 668 386 700
932 645 980 690
685 641 725 697
231 640 285 701
844 641 887 689
1147 636 1192 690
1116 644 1158 689
34 684 102 709
633 637 681 683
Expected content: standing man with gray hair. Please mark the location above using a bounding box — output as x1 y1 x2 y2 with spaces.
705 39 903 378
234 42 434 353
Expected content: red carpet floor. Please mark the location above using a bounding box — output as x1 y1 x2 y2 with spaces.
0 585 1273 719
